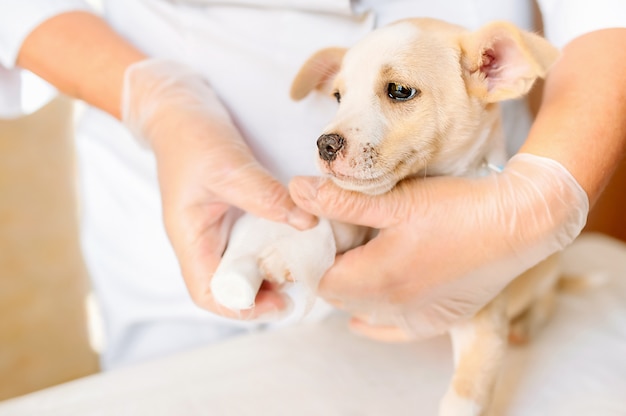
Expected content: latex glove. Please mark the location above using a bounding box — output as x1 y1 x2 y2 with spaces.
289 153 589 340
122 59 317 319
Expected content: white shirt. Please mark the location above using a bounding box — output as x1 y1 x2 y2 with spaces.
2 0 626 70
0 0 624 368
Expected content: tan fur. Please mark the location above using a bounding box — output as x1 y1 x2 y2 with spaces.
447 296 508 402
289 47 347 100
292 18 562 416
460 21 560 103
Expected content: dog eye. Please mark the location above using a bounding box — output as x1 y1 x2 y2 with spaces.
387 83 418 101
333 91 341 103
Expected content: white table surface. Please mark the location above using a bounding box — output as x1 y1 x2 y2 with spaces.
1 233 625 416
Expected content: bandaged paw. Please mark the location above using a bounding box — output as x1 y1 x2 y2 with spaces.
211 214 336 315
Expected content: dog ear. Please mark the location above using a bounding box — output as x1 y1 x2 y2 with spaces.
460 21 559 103
290 47 347 101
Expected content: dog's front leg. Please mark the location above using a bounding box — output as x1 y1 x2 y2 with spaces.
439 295 508 416
211 213 338 313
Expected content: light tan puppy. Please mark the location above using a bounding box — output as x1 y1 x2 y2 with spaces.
211 17 562 416
289 18 561 416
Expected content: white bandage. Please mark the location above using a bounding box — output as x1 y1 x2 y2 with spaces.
211 214 336 314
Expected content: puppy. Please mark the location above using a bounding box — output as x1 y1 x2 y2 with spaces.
212 18 561 416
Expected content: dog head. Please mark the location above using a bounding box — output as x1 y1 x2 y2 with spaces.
291 18 559 195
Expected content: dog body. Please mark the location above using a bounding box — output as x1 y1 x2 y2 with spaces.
211 18 561 415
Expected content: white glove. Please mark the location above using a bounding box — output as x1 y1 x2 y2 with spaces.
289 153 589 339
122 59 316 319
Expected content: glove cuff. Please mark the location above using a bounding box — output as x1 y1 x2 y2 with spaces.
121 58 229 148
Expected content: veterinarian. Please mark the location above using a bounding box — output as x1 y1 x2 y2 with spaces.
1 0 624 368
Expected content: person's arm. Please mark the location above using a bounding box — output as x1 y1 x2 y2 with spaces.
15 10 316 318
520 28 626 205
17 11 145 119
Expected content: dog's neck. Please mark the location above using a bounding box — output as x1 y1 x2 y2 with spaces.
417 104 507 179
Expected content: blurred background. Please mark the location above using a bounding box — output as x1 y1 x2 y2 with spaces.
0 93 99 401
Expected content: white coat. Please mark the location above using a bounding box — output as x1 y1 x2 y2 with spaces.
0 0 624 369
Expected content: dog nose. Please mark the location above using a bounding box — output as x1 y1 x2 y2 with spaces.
317 133 344 162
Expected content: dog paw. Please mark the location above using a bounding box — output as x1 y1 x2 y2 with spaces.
258 248 295 285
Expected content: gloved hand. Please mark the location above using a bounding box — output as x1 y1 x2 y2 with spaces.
122 59 317 319
289 153 589 340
